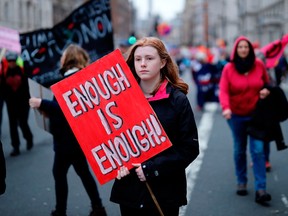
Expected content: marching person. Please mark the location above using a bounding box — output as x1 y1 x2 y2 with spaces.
219 36 272 204
1 52 33 156
110 37 199 216
29 44 106 216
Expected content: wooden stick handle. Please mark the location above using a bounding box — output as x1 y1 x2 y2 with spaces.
145 182 164 216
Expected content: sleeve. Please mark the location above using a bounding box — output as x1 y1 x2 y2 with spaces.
219 64 231 111
39 98 62 115
142 93 199 180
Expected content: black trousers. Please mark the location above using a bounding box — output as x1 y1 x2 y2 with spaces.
53 151 102 213
6 101 33 149
120 204 179 216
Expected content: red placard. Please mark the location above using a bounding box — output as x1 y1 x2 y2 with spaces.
51 49 172 185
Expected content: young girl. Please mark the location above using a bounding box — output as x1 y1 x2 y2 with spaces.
110 37 199 216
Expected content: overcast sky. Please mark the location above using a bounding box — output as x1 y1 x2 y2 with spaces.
132 0 185 21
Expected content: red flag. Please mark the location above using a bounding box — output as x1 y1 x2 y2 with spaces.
260 34 288 68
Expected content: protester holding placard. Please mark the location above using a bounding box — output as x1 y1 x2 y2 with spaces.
110 37 199 216
29 44 106 216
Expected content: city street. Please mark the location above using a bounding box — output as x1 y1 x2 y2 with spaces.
0 71 287 216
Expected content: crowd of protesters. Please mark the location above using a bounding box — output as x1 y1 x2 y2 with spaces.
172 40 288 111
171 41 230 110
171 36 288 206
0 35 288 215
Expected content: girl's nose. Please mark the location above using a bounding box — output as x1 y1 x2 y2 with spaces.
141 59 146 66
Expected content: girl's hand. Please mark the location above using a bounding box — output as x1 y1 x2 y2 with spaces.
116 166 130 180
132 163 146 182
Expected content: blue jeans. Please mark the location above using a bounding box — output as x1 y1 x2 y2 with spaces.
228 114 266 191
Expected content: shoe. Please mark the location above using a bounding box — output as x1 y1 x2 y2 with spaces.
89 206 107 216
27 141 33 151
255 190 271 204
236 184 248 196
10 149 20 157
50 210 67 216
277 144 288 151
265 161 271 172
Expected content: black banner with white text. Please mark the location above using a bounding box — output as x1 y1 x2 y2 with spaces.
20 0 114 87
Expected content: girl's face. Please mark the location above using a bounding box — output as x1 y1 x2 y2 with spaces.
237 40 250 58
134 46 166 82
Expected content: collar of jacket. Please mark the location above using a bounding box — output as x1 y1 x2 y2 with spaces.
63 67 79 77
147 79 170 102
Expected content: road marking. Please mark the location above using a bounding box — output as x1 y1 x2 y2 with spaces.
273 173 279 182
179 102 218 216
282 194 288 208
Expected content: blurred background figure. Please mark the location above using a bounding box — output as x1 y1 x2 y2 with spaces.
1 52 33 156
118 39 131 58
219 36 271 204
274 53 288 86
0 57 5 137
192 51 218 111
29 44 107 216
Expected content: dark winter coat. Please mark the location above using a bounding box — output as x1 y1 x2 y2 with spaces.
110 82 199 209
39 68 83 155
247 86 288 150
2 65 30 106
39 98 82 154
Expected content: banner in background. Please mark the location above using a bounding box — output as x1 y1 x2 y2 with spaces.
0 26 21 53
20 0 114 87
51 50 172 185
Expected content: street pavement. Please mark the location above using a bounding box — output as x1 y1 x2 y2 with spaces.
0 70 287 216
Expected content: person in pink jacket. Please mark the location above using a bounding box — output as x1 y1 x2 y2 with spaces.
219 36 271 204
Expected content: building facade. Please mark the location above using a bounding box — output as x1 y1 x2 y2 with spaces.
0 0 134 47
1 0 287 51
0 0 53 32
180 0 288 50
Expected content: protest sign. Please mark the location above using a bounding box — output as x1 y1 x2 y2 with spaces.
0 26 21 54
28 78 54 132
51 49 172 185
20 0 114 87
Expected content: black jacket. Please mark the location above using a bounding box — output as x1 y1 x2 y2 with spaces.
110 83 199 209
2 66 30 106
40 98 82 155
0 140 6 195
247 86 288 150
39 68 83 155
